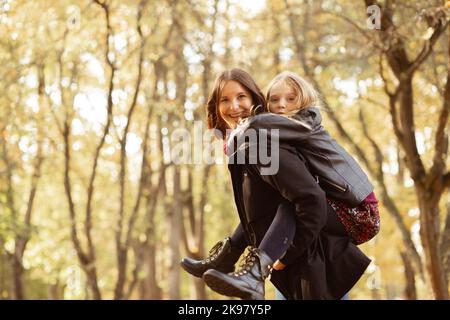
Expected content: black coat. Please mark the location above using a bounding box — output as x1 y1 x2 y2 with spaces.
228 143 371 299
240 107 373 206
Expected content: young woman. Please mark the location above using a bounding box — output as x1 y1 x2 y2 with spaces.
181 68 371 300
181 68 297 299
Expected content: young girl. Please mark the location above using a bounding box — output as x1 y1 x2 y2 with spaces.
257 71 381 270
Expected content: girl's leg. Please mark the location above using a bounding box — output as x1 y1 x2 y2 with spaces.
202 202 296 300
228 223 248 262
258 201 296 262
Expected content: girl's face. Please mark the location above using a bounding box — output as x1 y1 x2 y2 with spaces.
218 80 253 129
268 81 299 115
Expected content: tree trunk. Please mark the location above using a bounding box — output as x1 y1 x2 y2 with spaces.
148 243 162 299
48 279 65 300
139 164 165 300
114 248 127 300
140 243 162 299
440 200 450 280
417 188 449 299
168 167 182 299
0 245 7 299
11 255 24 300
181 169 209 300
85 268 102 300
195 166 213 299
400 251 417 300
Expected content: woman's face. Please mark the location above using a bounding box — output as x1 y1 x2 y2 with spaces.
218 80 253 129
268 81 299 115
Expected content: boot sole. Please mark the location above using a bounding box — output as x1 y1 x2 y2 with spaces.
180 261 204 278
180 261 234 279
203 270 264 300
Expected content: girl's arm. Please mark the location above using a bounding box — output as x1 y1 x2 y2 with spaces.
255 144 328 262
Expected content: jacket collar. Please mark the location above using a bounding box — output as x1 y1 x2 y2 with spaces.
225 107 323 156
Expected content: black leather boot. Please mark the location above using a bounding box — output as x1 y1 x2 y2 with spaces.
180 237 239 278
202 247 273 300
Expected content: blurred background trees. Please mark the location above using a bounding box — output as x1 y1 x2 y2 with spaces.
0 0 449 299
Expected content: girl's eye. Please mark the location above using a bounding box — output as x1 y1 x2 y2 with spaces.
220 98 229 102
238 95 247 99
288 97 296 102
270 97 279 102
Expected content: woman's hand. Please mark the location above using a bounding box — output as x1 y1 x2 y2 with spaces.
272 259 286 271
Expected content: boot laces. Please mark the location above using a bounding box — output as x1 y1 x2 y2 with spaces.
233 247 258 276
201 240 224 264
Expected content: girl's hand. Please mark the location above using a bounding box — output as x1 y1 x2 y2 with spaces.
272 259 286 271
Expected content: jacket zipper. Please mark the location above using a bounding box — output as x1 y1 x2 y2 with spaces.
234 166 253 244
318 176 347 193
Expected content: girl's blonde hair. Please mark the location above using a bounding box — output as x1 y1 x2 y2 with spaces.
266 71 321 112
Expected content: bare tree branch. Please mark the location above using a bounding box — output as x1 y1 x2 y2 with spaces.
430 32 450 177
115 0 148 299
407 9 450 76
319 9 384 51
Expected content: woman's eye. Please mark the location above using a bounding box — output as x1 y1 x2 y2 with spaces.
238 95 247 99
220 98 229 102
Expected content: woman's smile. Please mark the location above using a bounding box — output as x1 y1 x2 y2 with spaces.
229 112 243 118
218 80 253 129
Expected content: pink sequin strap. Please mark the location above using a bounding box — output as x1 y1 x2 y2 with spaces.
362 192 378 204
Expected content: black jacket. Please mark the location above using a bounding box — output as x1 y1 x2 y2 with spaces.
228 143 370 299
246 107 373 207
